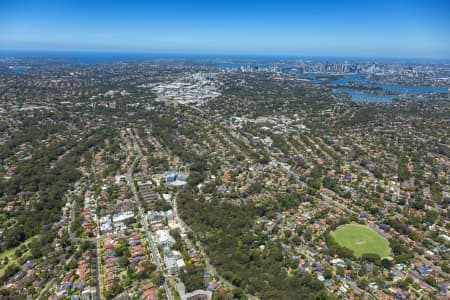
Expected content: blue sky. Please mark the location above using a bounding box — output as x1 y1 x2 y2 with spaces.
0 0 449 58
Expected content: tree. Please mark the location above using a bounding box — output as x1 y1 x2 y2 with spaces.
323 268 333 279
151 271 164 286
361 253 381 265
0 263 21 284
284 230 292 238
137 261 156 279
118 255 129 267
303 228 313 242
114 243 124 256
358 264 368 277
425 210 439 224
430 182 442 202
232 287 244 299
441 260 450 273
381 258 393 269
357 278 369 289
30 243 42 259
4 226 26 248
397 153 410 182
180 264 204 292
292 235 301 246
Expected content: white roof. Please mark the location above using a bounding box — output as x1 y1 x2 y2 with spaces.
176 259 186 268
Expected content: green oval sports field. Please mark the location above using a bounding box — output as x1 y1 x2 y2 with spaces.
331 223 391 258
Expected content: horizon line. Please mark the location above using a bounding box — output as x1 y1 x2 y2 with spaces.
1 48 450 62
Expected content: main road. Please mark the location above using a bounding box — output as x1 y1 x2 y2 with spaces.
125 129 174 300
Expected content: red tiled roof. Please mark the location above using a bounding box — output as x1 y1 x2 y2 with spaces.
143 288 158 300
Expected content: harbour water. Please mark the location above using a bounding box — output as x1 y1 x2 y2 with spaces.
303 73 449 102
8 66 30 73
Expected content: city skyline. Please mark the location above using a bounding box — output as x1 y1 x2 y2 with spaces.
1 1 450 59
